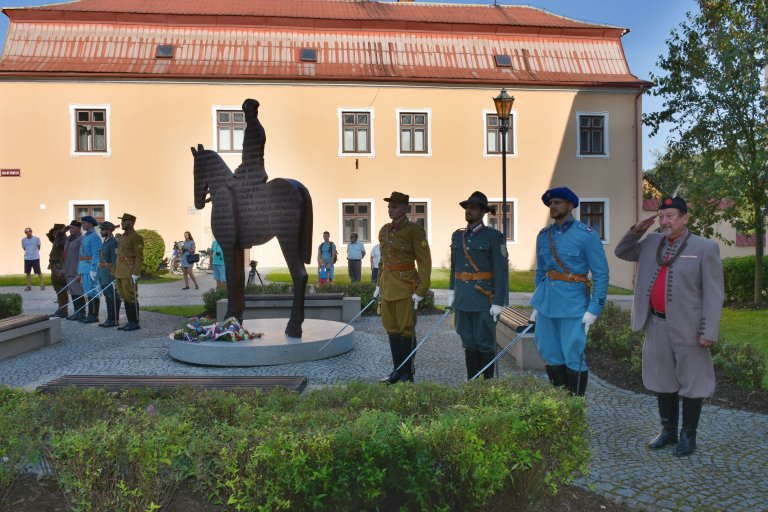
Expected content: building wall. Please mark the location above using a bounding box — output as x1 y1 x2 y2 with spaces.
0 80 641 287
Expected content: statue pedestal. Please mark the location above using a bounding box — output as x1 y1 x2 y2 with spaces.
217 294 360 323
169 318 353 367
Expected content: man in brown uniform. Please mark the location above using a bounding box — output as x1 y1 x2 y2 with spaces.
113 213 144 332
374 191 432 383
615 197 723 457
46 223 69 317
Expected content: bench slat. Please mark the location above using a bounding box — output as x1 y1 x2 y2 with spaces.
37 375 307 393
0 314 50 333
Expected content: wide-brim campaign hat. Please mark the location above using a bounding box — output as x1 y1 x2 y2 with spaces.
658 196 688 214
119 212 137 222
51 223 66 231
100 221 117 230
541 187 579 208
384 191 409 204
459 191 496 215
80 215 98 226
69 220 82 228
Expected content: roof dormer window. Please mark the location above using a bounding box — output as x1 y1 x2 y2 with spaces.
156 45 174 59
494 54 512 68
300 48 317 62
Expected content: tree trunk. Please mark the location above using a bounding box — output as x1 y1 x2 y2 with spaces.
754 204 765 305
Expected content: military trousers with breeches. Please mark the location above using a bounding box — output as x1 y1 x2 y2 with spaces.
455 310 495 353
535 314 587 371
381 298 415 338
116 278 137 303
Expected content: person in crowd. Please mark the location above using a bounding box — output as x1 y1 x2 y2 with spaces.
46 224 69 317
448 191 508 380
530 187 609 397
615 197 723 457
97 221 121 328
78 216 103 324
375 191 432 384
317 231 337 283
346 232 366 282
63 221 84 320
22 227 44 291
370 243 381 283
211 239 226 289
114 213 144 331
180 231 199 290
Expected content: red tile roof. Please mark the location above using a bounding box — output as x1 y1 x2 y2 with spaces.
0 0 647 87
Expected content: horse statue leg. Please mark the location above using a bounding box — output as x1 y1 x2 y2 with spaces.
279 239 308 338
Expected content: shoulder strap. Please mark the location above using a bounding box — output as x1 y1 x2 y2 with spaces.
547 228 572 274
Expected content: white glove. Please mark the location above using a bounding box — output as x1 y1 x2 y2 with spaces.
131 274 140 283
447 290 454 308
89 270 97 280
373 286 380 298
490 304 503 322
582 312 598 335
412 293 423 309
529 309 538 323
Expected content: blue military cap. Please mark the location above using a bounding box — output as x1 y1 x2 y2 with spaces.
80 215 98 226
541 187 579 208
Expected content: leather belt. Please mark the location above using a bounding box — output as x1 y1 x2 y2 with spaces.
650 307 666 319
79 256 92 261
455 271 494 281
546 269 590 283
347 259 361 261
118 256 136 263
383 262 415 271
99 262 113 269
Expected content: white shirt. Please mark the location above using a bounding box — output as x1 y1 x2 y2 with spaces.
21 236 41 260
370 244 381 268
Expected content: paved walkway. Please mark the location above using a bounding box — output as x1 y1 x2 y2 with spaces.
1 279 765 512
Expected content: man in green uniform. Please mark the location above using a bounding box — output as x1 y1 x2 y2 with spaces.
449 191 509 380
113 213 144 332
374 191 432 383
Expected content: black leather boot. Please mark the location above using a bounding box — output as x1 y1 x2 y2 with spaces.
67 296 85 321
465 350 480 380
566 368 588 397
545 365 568 388
396 335 415 383
82 298 100 324
477 351 495 380
51 294 68 318
380 335 403 384
674 397 702 457
648 392 679 450
122 302 141 331
99 296 117 327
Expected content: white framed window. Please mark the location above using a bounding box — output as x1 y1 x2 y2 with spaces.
406 198 432 244
485 198 518 244
211 105 245 152
68 199 110 227
69 104 111 156
396 108 432 157
483 109 518 158
338 108 375 157
338 198 376 246
575 198 610 243
576 111 609 159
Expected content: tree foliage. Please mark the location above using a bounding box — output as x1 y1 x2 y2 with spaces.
644 0 768 303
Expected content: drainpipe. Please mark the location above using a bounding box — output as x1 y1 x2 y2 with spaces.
634 91 643 225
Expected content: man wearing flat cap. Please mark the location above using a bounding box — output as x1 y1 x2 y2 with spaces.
63 221 85 320
46 223 69 317
78 215 103 324
530 186 609 397
374 191 432 383
615 197 723 457
449 191 509 379
113 213 144 331
97 221 121 328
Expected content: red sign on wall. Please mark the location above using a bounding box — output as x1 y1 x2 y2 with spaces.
1 169 21 177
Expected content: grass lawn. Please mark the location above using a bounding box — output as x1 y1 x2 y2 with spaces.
140 305 207 317
719 309 768 356
0 274 53 286
266 268 632 294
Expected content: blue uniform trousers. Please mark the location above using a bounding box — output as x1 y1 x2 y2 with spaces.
80 273 101 298
535 314 587 371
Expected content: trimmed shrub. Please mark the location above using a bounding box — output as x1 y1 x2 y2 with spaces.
136 229 165 277
712 342 768 390
588 301 644 369
721 256 768 304
0 293 22 319
0 387 42 507
202 283 294 314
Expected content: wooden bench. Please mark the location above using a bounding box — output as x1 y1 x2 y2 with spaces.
495 307 545 371
217 293 361 323
37 375 308 394
0 314 62 361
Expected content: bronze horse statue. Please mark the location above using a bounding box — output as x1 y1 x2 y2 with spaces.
191 99 313 337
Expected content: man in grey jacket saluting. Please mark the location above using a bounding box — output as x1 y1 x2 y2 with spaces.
615 197 723 457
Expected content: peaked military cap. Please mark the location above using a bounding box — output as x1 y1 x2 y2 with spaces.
541 187 579 208
119 213 137 222
459 191 496 215
384 191 409 204
658 196 688 214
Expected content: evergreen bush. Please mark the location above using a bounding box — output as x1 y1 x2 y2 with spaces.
0 293 22 319
712 342 768 390
136 229 165 277
721 256 768 304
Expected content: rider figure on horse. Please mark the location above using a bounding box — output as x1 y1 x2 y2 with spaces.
233 99 268 184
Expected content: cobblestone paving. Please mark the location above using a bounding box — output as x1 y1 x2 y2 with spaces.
2 281 765 511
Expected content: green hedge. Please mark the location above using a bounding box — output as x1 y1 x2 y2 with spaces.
721 256 768 304
0 379 589 511
0 293 22 319
135 229 165 277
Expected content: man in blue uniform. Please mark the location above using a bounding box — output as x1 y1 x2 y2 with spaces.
97 221 121 328
78 215 103 324
449 192 509 379
530 187 609 396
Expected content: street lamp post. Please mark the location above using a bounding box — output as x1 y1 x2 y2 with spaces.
493 88 515 241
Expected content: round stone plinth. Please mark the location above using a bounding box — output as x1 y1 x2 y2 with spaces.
169 318 354 367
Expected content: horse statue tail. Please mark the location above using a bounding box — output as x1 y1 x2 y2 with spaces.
285 179 314 264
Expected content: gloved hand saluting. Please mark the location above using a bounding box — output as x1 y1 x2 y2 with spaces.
582 312 597 335
490 304 503 322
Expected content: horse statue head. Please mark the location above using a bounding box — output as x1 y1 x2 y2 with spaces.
191 143 233 210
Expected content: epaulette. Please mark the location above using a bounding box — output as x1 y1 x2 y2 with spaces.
576 222 593 233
